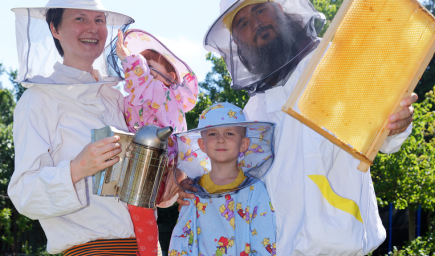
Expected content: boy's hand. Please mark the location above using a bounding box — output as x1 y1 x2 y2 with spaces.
116 29 131 61
176 178 197 212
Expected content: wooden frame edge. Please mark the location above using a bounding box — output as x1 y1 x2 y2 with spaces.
358 4 435 172
282 0 435 173
283 108 372 168
282 0 355 112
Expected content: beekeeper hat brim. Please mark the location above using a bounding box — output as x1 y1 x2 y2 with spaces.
12 0 134 26
12 0 135 86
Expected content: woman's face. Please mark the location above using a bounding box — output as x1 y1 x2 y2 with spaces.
51 9 108 65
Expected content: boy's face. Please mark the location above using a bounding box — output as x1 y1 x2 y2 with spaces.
198 126 250 165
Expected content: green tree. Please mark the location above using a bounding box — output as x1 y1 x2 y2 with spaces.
371 88 435 241
0 64 14 126
0 89 16 252
8 69 26 101
387 218 435 255
310 0 343 37
0 64 16 251
185 93 213 130
0 65 50 255
186 53 249 129
0 86 28 254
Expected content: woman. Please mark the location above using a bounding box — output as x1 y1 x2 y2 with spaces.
8 0 176 255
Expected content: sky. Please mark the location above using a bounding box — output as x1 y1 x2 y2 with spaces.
1 0 427 91
0 0 221 90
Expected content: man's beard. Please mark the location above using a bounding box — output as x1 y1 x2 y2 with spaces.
239 33 292 77
237 13 304 78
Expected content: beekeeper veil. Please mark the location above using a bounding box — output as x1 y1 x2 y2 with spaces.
12 0 134 87
174 103 276 198
204 0 325 95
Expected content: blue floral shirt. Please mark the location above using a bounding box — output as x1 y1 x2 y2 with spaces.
169 180 276 256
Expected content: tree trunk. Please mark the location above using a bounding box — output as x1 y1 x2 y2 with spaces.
409 208 415 241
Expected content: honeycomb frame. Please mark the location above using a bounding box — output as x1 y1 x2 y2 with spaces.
282 0 435 172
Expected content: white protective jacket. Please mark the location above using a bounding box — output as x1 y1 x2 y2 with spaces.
243 51 411 255
8 62 135 254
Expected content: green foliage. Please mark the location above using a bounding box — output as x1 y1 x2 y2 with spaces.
185 93 213 130
186 53 249 129
310 0 343 37
371 88 435 211
20 243 62 256
0 65 44 254
8 69 26 101
0 122 14 196
0 88 21 252
0 89 15 128
0 88 19 251
199 53 249 107
386 219 435 255
0 90 15 202
0 65 15 126
0 207 12 245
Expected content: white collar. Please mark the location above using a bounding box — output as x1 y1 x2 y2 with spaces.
27 62 109 85
27 62 123 116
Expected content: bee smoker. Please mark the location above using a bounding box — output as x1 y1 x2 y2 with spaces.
91 126 134 196
118 125 173 209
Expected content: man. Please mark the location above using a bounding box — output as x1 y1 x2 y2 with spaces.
179 0 416 255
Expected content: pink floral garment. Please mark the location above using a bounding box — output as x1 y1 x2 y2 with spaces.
123 54 198 163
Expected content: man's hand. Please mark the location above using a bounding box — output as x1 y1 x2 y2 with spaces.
176 178 197 212
387 93 418 136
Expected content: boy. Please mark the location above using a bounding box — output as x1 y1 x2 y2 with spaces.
169 103 277 256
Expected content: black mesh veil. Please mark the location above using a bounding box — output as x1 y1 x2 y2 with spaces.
12 4 134 86
204 0 325 96
173 121 276 199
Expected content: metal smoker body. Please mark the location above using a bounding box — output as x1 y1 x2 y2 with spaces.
119 125 173 209
91 126 134 196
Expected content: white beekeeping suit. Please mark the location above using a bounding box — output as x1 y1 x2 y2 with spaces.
7 0 138 253
204 0 411 255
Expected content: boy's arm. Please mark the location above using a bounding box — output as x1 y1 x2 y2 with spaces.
168 198 198 255
172 73 199 113
248 183 277 256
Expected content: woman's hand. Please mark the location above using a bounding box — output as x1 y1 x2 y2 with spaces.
70 136 122 184
116 29 131 61
176 178 197 212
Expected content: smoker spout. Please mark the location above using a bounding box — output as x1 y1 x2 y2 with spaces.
156 126 173 142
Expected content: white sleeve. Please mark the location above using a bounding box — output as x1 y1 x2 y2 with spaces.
7 105 87 220
379 122 412 154
364 169 388 253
